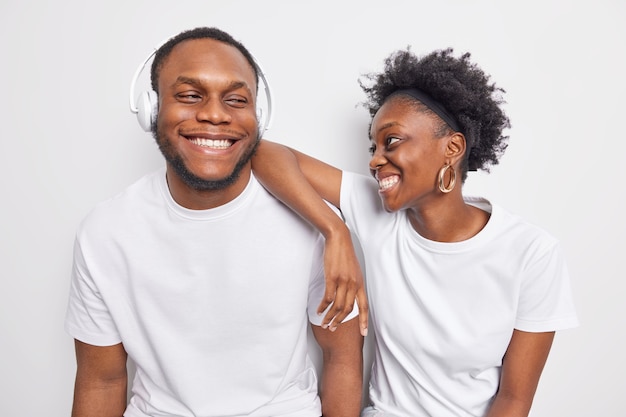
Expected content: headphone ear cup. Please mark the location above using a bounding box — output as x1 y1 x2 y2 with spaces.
136 90 158 132
257 107 266 138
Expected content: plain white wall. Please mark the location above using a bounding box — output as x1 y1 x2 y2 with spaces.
1 0 624 415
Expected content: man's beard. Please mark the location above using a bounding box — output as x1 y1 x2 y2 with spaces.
153 124 259 192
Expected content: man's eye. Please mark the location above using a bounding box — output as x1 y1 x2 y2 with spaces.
225 97 248 108
177 93 201 101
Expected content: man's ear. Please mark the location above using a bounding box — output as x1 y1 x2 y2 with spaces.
445 132 466 163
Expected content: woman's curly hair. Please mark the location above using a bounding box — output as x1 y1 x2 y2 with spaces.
360 47 511 180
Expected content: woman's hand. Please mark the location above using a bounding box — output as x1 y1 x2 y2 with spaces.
317 227 369 337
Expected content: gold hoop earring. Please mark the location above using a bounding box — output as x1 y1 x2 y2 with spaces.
438 163 456 193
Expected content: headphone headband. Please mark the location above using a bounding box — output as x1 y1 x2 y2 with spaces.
129 42 274 135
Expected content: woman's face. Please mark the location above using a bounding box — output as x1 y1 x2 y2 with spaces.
368 96 449 212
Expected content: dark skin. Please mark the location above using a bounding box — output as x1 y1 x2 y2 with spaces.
312 317 364 417
155 38 259 210
486 330 554 417
71 38 364 417
72 341 127 417
367 99 489 242
253 95 555 417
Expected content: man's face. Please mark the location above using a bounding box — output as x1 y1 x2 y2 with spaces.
153 38 259 207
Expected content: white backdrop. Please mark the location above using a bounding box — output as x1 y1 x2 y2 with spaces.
1 0 624 415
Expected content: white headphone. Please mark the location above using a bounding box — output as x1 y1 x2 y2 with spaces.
129 43 274 136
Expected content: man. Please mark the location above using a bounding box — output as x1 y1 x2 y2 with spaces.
65 27 364 417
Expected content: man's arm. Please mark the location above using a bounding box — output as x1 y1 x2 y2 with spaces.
72 340 128 417
253 140 369 336
486 330 555 417
311 317 364 417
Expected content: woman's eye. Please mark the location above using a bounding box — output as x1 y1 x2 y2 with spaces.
368 144 376 155
387 137 400 147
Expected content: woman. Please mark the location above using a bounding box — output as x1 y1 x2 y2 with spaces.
253 47 578 416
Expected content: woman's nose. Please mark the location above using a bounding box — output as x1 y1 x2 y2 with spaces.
369 150 387 172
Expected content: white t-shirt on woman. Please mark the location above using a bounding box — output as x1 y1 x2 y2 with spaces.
340 171 578 417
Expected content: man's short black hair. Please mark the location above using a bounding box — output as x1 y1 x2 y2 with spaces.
150 27 259 94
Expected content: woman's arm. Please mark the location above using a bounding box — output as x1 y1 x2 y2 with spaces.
252 140 368 336
486 330 555 417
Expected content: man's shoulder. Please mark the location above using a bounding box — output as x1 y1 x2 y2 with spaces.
78 170 162 234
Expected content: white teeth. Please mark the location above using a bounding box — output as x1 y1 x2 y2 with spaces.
379 176 399 190
189 138 232 149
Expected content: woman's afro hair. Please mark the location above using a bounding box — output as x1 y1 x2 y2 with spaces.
360 47 511 179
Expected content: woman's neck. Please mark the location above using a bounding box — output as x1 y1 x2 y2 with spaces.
406 195 490 243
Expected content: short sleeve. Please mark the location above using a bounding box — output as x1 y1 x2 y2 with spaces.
515 239 579 332
340 171 385 242
64 235 122 346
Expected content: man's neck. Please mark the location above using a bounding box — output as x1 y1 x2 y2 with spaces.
165 166 252 210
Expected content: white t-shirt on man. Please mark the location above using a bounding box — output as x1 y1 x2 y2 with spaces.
66 168 357 417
